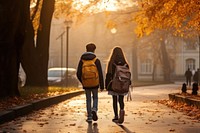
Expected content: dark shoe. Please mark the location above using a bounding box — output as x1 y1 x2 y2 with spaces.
112 116 118 122
92 111 98 121
118 110 125 124
86 117 92 123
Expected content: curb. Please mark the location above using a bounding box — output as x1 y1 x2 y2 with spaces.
168 93 200 109
0 90 84 125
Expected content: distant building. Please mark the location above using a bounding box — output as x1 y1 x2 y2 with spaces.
137 37 199 81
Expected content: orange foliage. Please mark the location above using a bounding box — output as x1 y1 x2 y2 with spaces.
134 0 200 37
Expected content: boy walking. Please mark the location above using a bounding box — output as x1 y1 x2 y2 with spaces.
76 43 104 122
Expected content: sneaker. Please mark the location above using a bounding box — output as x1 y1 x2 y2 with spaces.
112 116 118 122
86 117 92 123
118 110 125 124
92 110 98 121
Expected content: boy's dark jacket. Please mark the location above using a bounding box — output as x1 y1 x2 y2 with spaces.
76 52 104 90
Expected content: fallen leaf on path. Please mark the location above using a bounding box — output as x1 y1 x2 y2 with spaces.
78 126 83 128
148 119 158 122
69 123 76 126
169 129 175 132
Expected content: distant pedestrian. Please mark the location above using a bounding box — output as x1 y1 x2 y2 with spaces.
193 68 199 85
185 68 192 86
105 47 131 124
76 43 104 123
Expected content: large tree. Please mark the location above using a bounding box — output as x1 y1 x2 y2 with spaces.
0 0 29 97
0 0 55 98
134 0 200 81
21 0 55 87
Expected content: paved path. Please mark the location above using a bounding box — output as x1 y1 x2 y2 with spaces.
0 84 200 133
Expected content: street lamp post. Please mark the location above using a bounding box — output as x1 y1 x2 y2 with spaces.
56 31 65 84
64 20 73 87
198 35 200 86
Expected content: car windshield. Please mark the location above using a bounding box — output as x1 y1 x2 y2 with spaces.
48 70 65 77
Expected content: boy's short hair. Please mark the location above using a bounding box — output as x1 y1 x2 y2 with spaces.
86 43 96 52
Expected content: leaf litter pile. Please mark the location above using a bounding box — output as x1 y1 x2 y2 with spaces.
0 87 80 112
154 99 200 122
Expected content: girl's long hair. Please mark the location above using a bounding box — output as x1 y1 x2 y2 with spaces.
106 46 128 73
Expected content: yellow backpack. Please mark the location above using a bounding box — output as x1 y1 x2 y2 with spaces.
81 58 99 87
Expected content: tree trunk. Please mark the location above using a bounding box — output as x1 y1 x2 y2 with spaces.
36 0 55 86
22 0 55 87
0 0 28 98
21 18 39 86
132 41 138 81
152 63 156 81
160 40 171 81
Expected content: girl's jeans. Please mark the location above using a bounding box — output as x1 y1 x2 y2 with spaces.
85 88 98 118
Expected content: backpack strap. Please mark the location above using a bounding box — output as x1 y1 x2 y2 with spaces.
82 57 97 63
92 57 97 62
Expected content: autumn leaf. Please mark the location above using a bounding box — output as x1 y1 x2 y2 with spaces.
169 128 175 132
69 123 76 126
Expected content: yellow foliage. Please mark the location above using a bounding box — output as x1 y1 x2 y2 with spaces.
54 0 75 20
31 0 43 36
54 0 101 20
106 20 117 29
134 0 200 37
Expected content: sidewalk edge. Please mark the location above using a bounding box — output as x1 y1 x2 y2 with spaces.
0 90 84 125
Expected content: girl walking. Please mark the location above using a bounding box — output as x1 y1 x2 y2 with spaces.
105 47 131 124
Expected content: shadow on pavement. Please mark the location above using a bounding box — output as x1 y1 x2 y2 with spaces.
118 124 135 133
87 123 99 133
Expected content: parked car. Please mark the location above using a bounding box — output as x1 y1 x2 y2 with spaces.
48 67 79 87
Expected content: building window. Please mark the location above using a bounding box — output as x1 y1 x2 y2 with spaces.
184 39 198 50
186 59 195 70
185 43 196 50
141 59 152 74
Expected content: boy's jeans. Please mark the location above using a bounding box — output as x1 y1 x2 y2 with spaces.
85 88 98 118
